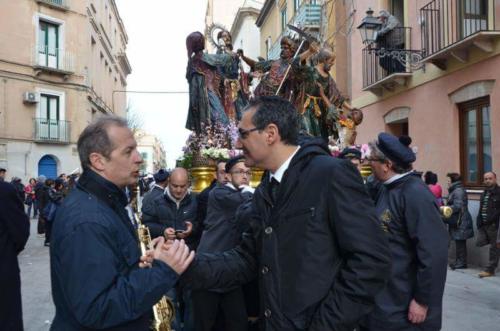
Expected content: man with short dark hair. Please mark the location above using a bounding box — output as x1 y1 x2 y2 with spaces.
50 115 194 331
363 133 448 331
476 171 500 278
193 155 254 331
182 96 391 330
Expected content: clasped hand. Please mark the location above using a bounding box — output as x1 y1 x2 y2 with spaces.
139 237 195 275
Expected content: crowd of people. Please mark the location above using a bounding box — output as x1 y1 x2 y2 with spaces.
1 97 500 331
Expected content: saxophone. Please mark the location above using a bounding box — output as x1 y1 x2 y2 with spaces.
132 185 176 331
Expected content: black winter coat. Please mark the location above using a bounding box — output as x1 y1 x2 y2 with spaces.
445 182 474 240
141 191 198 248
198 184 253 254
140 185 165 216
0 181 30 331
182 139 391 331
477 184 500 228
50 170 178 331
35 182 50 212
365 173 449 331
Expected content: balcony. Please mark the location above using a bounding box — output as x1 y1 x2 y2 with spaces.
291 1 323 30
267 1 323 60
34 118 70 144
35 0 69 11
420 0 500 70
362 27 421 95
33 45 75 75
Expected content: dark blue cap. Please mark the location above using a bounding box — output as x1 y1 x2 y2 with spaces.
153 169 169 183
377 133 415 165
339 147 362 160
225 155 245 173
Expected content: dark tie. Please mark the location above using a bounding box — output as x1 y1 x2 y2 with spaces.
269 177 280 204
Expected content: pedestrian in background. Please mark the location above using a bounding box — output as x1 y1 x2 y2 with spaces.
0 176 30 330
445 173 474 270
425 171 443 206
43 178 65 247
24 178 37 218
34 175 48 237
476 171 500 278
0 167 6 181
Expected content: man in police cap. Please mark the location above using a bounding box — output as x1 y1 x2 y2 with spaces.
362 133 448 331
339 147 363 172
192 155 254 331
141 169 169 214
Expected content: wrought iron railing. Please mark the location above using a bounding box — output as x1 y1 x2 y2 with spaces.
420 0 495 57
362 27 422 88
34 45 75 73
34 118 71 143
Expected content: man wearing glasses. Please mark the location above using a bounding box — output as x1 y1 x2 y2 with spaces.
193 155 254 331
181 96 390 330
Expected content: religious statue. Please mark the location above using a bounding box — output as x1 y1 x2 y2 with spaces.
238 36 318 100
213 29 249 121
185 31 232 133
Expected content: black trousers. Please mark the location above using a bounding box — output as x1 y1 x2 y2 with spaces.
44 221 52 244
192 288 247 331
454 239 467 266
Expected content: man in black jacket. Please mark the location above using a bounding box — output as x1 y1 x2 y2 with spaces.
477 171 500 278
141 168 169 216
193 155 254 331
363 133 448 331
142 167 197 247
181 96 391 331
0 179 30 331
50 116 194 331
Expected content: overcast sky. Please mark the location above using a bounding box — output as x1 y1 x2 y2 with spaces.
115 0 208 168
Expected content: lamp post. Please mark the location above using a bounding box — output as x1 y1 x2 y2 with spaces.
357 8 382 45
357 8 423 71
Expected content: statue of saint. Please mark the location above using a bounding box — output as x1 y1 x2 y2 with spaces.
215 30 249 121
185 31 232 133
297 47 355 141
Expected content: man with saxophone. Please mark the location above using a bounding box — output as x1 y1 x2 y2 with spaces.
49 115 195 331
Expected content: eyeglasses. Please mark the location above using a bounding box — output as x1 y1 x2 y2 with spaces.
366 157 386 163
238 127 260 139
231 170 252 176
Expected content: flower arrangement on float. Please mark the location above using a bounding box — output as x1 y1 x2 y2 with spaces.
178 122 241 169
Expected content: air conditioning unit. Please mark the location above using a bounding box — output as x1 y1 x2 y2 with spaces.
23 92 40 104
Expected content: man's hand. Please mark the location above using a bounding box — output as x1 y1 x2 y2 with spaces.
408 299 428 324
153 237 195 275
164 227 176 240
176 221 193 239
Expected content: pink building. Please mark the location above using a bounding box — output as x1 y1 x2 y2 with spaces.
347 0 500 265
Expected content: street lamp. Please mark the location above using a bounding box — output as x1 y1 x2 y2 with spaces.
357 8 382 45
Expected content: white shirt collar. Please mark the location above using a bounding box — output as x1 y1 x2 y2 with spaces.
225 182 238 191
383 170 414 185
270 147 300 183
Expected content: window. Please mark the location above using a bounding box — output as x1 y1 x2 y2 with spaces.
39 94 61 140
459 96 492 186
281 6 287 32
38 21 59 68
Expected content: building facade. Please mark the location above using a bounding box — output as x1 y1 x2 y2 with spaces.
347 0 500 266
230 0 264 66
0 0 131 181
135 130 167 176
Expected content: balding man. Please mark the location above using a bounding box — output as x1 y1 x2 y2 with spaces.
477 171 500 278
142 167 198 247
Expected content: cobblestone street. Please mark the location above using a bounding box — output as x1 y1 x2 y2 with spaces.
19 218 500 331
